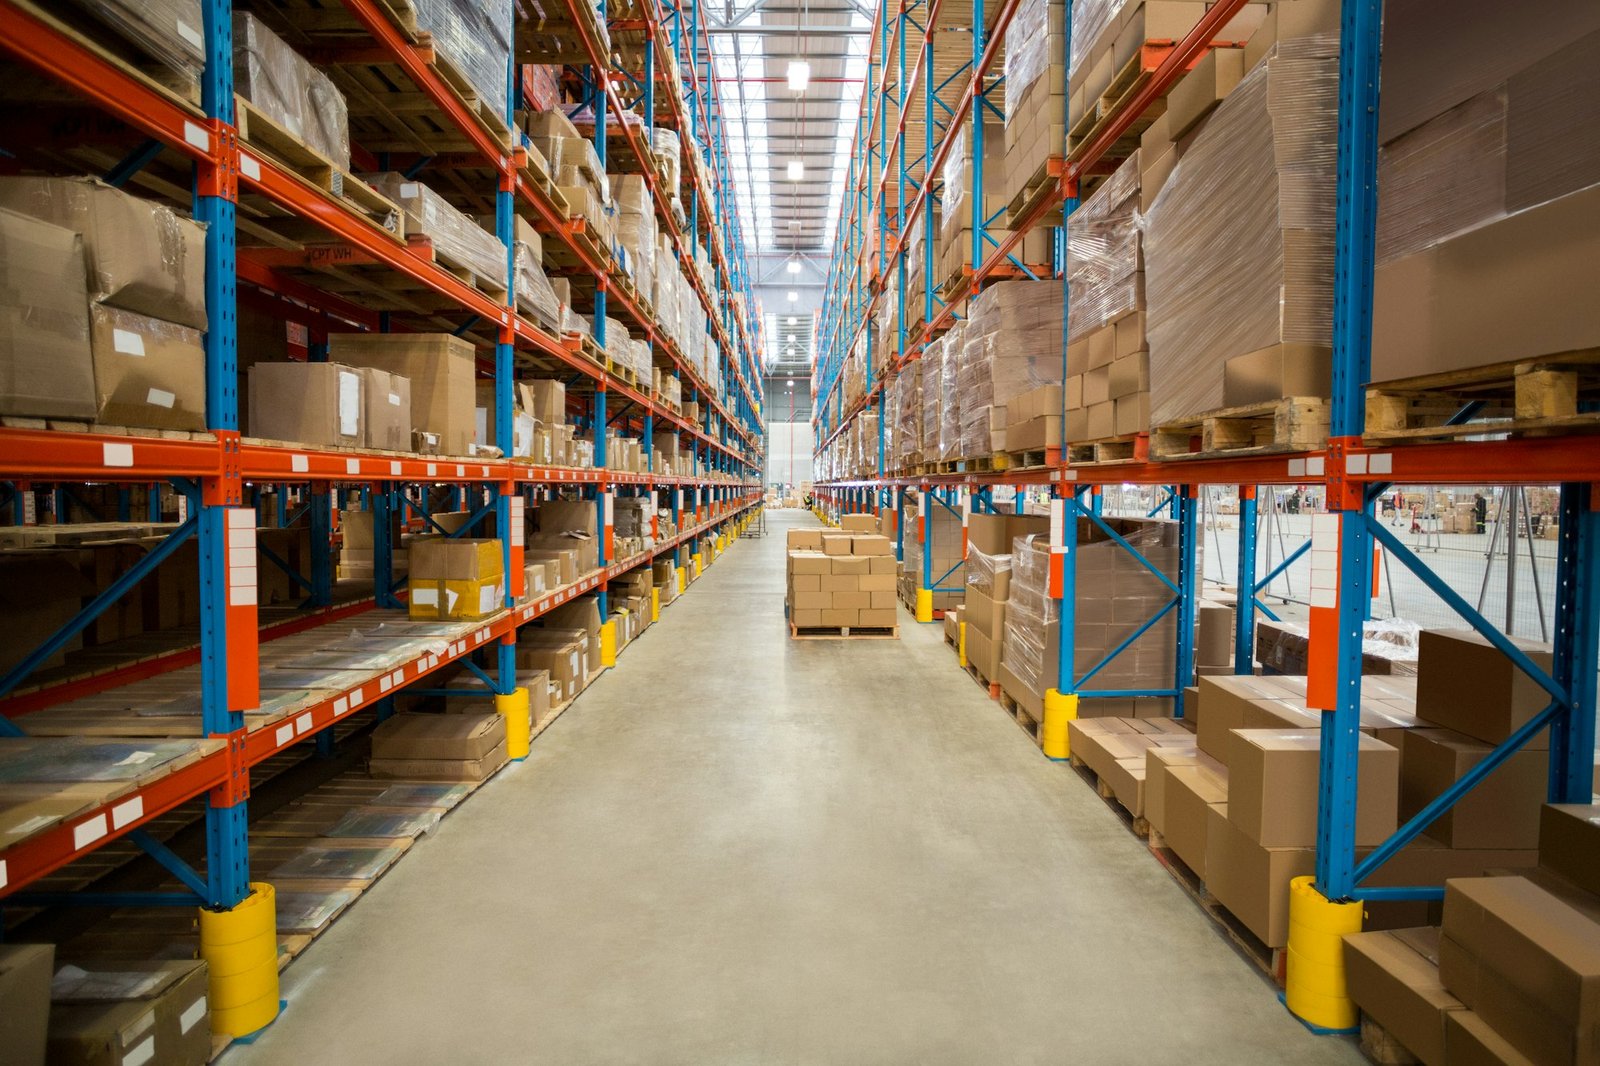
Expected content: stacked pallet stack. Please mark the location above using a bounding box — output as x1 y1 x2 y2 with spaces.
957 281 1062 462
1001 0 1066 221
962 513 1049 688
899 492 965 615
785 526 899 635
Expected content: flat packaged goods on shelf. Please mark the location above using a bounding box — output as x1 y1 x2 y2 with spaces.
938 325 964 461
88 305 206 431
1144 36 1339 425
64 0 206 85
233 12 350 168
1002 0 1065 207
369 711 509 781
248 362 365 448
957 281 1063 456
0 943 51 1066
0 176 207 331
411 0 512 123
328 333 477 456
368 173 508 288
361 368 413 451
0 210 95 420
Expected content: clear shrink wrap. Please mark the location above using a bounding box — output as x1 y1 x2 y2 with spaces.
1143 37 1339 425
68 0 205 82
234 13 350 168
960 281 1064 456
1004 0 1054 118
650 128 682 192
1066 151 1143 334
370 173 509 287
412 0 512 122
965 544 1012 597
514 242 561 331
1067 0 1122 84
895 368 922 468
938 321 965 461
920 335 945 457
1000 534 1059 697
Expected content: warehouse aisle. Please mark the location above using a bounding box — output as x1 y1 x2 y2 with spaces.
232 510 1360 1065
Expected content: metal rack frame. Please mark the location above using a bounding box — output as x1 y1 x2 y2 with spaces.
0 0 766 931
808 0 1600 952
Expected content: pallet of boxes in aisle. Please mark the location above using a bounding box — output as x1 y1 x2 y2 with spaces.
785 517 899 639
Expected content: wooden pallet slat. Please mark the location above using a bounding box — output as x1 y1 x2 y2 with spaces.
1363 350 1600 442
789 624 900 640
1152 397 1330 460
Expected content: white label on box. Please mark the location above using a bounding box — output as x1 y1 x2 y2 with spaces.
102 442 134 468
0 860 7 889
338 370 361 438
291 454 310 473
146 387 176 409
388 392 401 406
176 19 202 47
111 796 143 830
180 997 207 1034
240 153 261 181
334 696 348 715
446 587 460 612
113 328 146 356
480 584 499 614
275 724 294 747
184 121 209 151
346 459 361 475
125 1035 156 1066
73 814 108 850
296 713 313 735
399 182 420 198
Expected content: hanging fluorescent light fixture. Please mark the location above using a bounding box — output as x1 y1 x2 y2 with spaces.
786 160 804 181
786 291 799 302
786 259 801 274
786 60 810 92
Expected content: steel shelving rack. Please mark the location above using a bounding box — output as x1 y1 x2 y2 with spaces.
0 0 767 1019
807 0 1600 1024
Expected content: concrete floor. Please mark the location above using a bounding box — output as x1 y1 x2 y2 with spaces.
231 510 1362 1065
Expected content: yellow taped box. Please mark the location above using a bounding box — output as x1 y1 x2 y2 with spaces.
408 538 504 620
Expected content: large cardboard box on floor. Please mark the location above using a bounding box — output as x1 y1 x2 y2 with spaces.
1414 628 1555 747
1228 729 1398 847
1343 926 1465 1066
328 333 477 455
1400 728 1547 849
0 943 52 1066
47 958 210 1066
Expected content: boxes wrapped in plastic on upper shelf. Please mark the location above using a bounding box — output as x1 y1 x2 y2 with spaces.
65 0 206 86
411 0 512 129
233 11 350 168
367 173 508 288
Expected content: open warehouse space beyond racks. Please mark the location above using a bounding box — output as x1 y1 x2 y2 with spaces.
1 0 1598 1063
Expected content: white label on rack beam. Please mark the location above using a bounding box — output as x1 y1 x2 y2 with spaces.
1048 498 1066 552
102 442 134 468
111 796 143 830
73 814 108 850
240 153 261 181
1369 452 1392 475
1288 458 1307 477
1309 514 1340 609
390 461 402 475
183 121 209 151
379 675 392 693
346 459 361 475
334 696 348 715
229 585 257 607
1307 456 1325 476
295 713 313 735
275 724 294 747
427 463 438 477
291 454 309 473
511 497 525 547
456 465 466 477
1347 453 1368 475
228 546 252 568
390 669 405 686
0 860 7 889
349 686 363 704
960 490 970 528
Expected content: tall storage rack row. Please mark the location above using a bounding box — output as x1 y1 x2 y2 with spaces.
807 0 1600 1030
0 0 765 1038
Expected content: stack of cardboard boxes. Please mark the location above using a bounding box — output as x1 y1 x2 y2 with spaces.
786 527 898 631
525 109 613 253
963 513 1049 684
44 957 212 1066
369 711 509 782
1346 806 1600 1065
407 538 505 621
936 122 1052 288
0 176 208 433
898 492 965 615
1001 0 1066 218
956 281 1064 458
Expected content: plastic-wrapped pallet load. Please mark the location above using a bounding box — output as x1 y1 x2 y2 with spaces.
920 335 945 460
1370 21 1600 382
1002 0 1065 209
900 492 965 612
1143 36 1339 426
412 0 512 125
650 128 682 194
369 173 509 288
65 0 205 84
895 368 922 470
938 321 964 461
959 281 1063 457
233 12 350 168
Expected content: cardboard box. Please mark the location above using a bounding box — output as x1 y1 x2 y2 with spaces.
1161 762 1229 878
1166 46 1246 138
0 176 207 329
328 333 477 455
1203 804 1314 948
1441 876 1600 1065
516 640 582 703
840 514 879 532
1539 804 1600 899
361 367 412 450
820 534 853 556
443 539 504 619
1443 1010 1536 1066
1414 629 1555 746
369 738 509 782
851 534 893 556
371 711 506 761
250 362 363 447
1221 343 1331 408
88 305 206 431
1343 927 1464 1066
0 943 51 1066
787 529 823 551
0 210 95 419
1401 728 1548 849
1228 729 1398 847
47 959 210 1066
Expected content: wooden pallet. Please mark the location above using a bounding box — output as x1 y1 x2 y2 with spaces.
1357 1016 1422 1065
234 96 406 240
1065 433 1146 465
789 624 900 640
604 358 642 389
963 659 1003 700
1147 830 1288 986
1067 41 1240 164
1005 157 1066 228
1002 446 1061 469
1151 397 1330 460
997 687 1042 745
2 0 202 109
408 235 509 303
1363 350 1600 443
1069 759 1151 838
